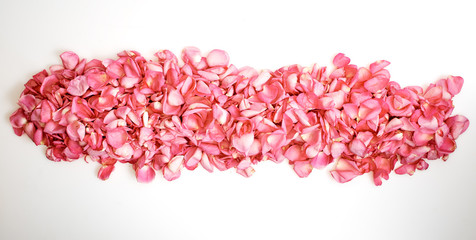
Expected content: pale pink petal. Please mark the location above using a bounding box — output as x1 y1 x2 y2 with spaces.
213 104 230 125
369 60 390 74
163 166 181 181
349 139 366 157
314 97 335 110
446 115 469 139
358 99 381 121
206 49 230 67
67 76 89 96
136 165 156 183
106 128 127 148
293 161 313 178
330 159 362 183
331 142 346 159
167 89 184 106
196 80 212 95
333 53 350 68
252 71 271 90
115 143 134 159
285 145 304 162
232 132 254 155
200 154 214 173
343 103 358 119
185 147 202 170
168 156 184 173
60 51 79 70
446 76 464 96
310 152 331 169
364 76 389 93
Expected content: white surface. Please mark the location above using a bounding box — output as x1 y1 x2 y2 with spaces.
1 1 475 239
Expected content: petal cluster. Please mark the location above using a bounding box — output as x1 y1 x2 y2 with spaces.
10 48 469 185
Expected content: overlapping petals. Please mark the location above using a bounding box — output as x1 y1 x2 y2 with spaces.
10 48 469 185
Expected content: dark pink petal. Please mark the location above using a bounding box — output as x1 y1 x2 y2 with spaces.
98 165 115 180
60 51 79 70
293 161 313 178
72 97 94 119
10 109 28 129
18 94 37 112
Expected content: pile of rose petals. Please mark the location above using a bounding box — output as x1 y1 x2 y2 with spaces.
9 47 469 185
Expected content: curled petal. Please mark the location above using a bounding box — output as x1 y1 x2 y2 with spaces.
446 115 469 139
18 94 37 112
98 165 115 180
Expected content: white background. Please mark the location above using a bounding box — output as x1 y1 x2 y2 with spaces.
1 0 475 239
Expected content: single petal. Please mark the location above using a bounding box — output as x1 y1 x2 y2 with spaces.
446 76 464 96
67 76 89 96
206 49 230 67
98 165 115 180
106 128 128 148
330 159 362 183
18 94 37 112
232 132 254 155
285 145 304 162
333 53 350 68
60 51 79 70
168 156 184 173
331 142 346 159
446 115 469 139
167 89 184 106
136 165 156 183
369 60 390 74
349 139 366 157
311 152 331 169
364 76 389 93
358 99 381 121
293 161 313 178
